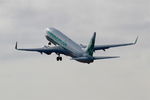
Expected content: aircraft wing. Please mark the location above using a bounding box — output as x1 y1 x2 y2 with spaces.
94 37 138 51
15 42 67 55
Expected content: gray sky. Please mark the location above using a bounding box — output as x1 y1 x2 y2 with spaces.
0 0 150 100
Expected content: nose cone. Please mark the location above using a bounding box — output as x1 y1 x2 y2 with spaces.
45 28 50 33
45 27 56 33
45 28 51 36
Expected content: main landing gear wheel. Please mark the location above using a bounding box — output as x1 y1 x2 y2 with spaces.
56 57 62 61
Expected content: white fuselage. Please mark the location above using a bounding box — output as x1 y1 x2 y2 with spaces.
46 28 85 57
15 27 136 63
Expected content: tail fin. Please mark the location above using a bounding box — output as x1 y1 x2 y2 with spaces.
86 32 96 56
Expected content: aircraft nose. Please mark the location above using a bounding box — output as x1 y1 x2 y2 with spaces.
45 28 49 32
45 28 50 34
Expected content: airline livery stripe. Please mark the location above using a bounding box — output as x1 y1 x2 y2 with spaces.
48 31 67 47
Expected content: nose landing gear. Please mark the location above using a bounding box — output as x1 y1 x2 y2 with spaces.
48 42 51 45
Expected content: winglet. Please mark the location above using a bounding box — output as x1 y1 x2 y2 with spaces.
15 42 18 49
134 36 138 44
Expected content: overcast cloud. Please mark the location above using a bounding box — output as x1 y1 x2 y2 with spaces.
0 0 150 100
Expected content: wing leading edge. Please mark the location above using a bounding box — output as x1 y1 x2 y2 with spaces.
15 42 67 55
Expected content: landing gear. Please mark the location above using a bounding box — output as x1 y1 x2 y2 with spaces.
56 56 62 61
48 42 51 45
60 57 62 61
56 54 62 61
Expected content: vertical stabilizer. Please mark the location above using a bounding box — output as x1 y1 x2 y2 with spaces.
86 32 96 56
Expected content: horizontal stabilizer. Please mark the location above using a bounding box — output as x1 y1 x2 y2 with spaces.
71 56 120 61
93 56 120 60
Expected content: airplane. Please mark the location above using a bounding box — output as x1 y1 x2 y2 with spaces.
15 27 138 64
